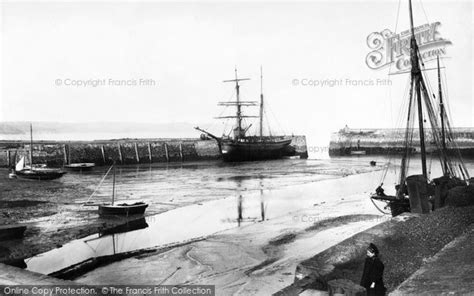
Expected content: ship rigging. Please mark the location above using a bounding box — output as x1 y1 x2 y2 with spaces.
195 68 294 162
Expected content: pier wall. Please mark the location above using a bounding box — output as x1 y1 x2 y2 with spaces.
329 127 474 156
0 136 308 167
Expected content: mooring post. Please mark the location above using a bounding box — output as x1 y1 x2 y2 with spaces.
117 143 123 164
164 143 169 162
179 143 183 161
101 145 106 164
134 142 140 163
6 150 10 167
147 142 152 162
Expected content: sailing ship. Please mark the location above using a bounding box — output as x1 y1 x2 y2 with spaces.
195 68 294 162
84 164 148 216
371 0 470 216
14 124 66 180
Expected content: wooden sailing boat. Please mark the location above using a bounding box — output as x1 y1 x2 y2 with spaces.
371 0 470 216
64 162 95 171
64 145 95 172
195 68 294 162
86 164 148 216
14 124 66 180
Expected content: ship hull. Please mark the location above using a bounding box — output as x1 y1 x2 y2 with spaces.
64 163 95 172
98 203 148 216
15 169 66 180
220 139 293 162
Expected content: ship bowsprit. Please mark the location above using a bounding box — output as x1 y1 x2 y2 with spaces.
220 138 294 162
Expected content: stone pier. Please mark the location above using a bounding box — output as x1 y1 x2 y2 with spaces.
0 136 308 167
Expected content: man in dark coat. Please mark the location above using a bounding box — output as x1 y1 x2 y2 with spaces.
375 185 386 197
360 243 386 296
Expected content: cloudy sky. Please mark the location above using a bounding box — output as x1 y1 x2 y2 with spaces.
1 0 472 143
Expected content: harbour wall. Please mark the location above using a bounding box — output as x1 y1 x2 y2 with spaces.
329 127 474 157
0 136 308 167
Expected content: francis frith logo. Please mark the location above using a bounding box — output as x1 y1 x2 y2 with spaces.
366 22 451 72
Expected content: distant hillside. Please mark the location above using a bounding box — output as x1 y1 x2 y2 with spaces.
0 121 214 140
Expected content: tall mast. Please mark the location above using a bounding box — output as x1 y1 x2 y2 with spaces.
222 69 251 139
437 56 448 175
235 68 242 135
259 66 264 139
409 0 428 178
30 123 34 167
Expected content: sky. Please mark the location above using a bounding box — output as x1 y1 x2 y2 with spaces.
0 0 473 145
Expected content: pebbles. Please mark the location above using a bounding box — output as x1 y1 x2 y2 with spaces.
381 206 474 291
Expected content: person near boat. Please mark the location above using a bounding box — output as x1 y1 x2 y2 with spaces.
375 184 386 197
360 243 386 296
369 0 470 217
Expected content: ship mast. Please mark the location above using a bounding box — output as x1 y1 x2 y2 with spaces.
437 56 448 175
259 66 264 140
222 69 252 140
409 0 428 178
235 69 242 134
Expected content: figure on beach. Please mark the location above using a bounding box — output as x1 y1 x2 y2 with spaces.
360 243 386 296
375 185 386 197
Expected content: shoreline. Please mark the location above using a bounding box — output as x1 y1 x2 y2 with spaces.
0 160 381 264
4 159 472 294
69 172 388 294
276 205 474 295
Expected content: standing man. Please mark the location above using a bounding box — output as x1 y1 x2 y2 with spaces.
360 243 386 295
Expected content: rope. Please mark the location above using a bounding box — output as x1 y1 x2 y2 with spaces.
418 0 431 25
394 0 401 33
370 197 391 215
158 267 181 285
379 162 391 187
379 74 411 186
83 164 114 205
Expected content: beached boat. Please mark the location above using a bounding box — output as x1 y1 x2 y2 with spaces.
64 144 95 171
99 217 148 236
370 0 470 216
84 164 148 216
13 124 66 180
196 68 294 162
64 162 95 172
99 202 148 216
15 166 67 180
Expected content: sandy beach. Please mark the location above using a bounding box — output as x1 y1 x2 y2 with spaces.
2 156 473 295
0 158 380 262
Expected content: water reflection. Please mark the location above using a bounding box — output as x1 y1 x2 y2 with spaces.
26 193 265 275
99 218 148 237
237 194 243 227
260 182 266 222
24 157 416 276
236 179 266 226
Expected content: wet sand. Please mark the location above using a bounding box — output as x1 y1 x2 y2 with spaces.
4 156 472 295
76 216 383 295
1 158 384 262
71 170 389 295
